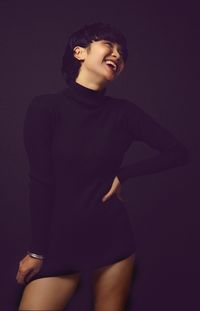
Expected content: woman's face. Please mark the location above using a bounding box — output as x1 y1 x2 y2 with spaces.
74 39 125 84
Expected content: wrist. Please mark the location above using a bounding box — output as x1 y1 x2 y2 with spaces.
27 251 44 260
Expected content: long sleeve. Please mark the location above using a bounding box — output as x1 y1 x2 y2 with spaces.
117 100 190 183
23 95 55 256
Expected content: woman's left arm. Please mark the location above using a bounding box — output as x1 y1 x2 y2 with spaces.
117 100 190 184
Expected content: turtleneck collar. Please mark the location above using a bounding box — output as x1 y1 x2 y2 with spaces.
62 81 107 107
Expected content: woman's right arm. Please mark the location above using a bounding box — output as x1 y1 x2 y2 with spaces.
23 95 55 257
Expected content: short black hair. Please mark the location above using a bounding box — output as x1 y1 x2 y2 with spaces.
61 22 129 85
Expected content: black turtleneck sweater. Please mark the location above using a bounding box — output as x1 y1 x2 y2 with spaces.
23 81 189 277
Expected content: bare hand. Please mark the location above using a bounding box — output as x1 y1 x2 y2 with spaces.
102 176 124 202
16 254 43 285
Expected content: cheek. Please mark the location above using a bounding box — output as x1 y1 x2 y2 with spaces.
92 53 107 67
96 46 110 59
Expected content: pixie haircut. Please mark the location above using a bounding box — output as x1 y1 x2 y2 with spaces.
61 22 128 85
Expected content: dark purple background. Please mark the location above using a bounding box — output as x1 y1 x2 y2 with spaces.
0 1 199 310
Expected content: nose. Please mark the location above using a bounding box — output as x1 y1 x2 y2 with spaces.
111 46 123 62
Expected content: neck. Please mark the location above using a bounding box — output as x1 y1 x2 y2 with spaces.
68 80 107 97
75 75 108 91
63 80 107 107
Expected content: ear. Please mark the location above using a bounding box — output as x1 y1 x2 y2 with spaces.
73 46 86 61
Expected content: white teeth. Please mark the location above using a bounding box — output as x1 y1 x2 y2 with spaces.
105 60 117 71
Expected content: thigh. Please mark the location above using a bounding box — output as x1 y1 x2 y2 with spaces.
92 254 135 311
18 272 81 310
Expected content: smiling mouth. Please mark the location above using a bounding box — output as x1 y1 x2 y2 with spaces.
103 61 118 74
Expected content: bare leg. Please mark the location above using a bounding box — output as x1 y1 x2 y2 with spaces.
92 254 135 311
18 272 81 310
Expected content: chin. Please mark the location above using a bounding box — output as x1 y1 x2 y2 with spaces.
103 74 117 81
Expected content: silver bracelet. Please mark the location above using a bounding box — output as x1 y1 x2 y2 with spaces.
27 251 44 260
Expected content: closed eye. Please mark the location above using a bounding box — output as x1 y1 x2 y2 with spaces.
104 41 112 47
104 41 123 57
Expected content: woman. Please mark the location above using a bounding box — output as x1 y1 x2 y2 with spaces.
16 22 189 310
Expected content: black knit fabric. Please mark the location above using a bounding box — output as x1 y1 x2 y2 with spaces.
23 81 189 279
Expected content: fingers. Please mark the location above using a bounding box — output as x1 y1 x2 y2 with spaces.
102 192 112 202
102 191 119 202
25 270 38 283
16 255 43 285
16 259 35 285
16 267 30 285
16 266 38 285
102 177 122 202
102 192 124 203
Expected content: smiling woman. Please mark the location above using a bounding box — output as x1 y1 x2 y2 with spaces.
72 39 125 88
61 23 128 87
17 22 189 311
